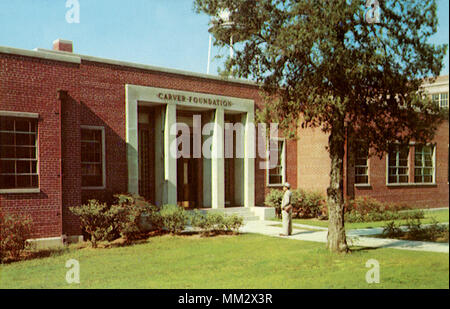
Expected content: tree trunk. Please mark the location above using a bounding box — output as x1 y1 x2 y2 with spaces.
326 124 349 253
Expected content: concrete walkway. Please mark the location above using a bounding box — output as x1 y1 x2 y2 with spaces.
241 220 449 253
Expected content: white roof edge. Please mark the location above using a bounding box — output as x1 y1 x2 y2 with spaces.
53 39 73 45
0 45 80 64
10 45 257 87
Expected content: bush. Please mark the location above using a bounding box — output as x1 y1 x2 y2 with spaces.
292 189 326 218
405 218 448 242
69 200 120 248
264 189 284 218
160 205 189 234
189 211 244 236
382 221 404 238
382 219 449 242
345 209 424 223
0 213 33 262
112 194 162 241
345 197 411 215
224 214 244 235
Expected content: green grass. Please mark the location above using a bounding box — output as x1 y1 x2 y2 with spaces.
272 209 449 230
0 234 448 289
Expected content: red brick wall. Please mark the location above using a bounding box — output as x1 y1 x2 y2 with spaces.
296 125 331 196
352 121 449 208
0 53 80 238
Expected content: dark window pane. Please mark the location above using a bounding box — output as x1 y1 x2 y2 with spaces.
16 161 31 174
16 146 36 159
82 175 103 187
0 146 15 158
0 160 15 174
0 175 15 188
16 175 32 188
0 117 15 131
15 120 30 132
0 132 14 145
16 133 34 146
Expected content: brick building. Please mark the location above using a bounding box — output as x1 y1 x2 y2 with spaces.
297 76 449 208
0 39 448 245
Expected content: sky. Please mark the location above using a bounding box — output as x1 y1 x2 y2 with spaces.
0 0 449 76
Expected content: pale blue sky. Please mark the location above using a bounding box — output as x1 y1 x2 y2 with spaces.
0 0 448 76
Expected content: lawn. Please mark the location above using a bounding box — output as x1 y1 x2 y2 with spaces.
0 233 448 289
273 209 449 230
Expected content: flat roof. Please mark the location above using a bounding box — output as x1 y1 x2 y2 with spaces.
0 44 258 87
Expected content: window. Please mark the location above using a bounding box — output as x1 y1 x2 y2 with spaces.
414 145 435 183
81 127 105 188
355 147 369 185
388 145 409 184
267 139 285 186
0 116 38 190
432 92 448 108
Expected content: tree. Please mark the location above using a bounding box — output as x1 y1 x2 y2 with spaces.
195 0 448 252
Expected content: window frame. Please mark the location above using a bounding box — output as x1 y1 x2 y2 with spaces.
386 144 410 185
432 92 449 109
80 125 106 190
354 146 370 187
0 111 40 194
414 144 436 184
266 137 286 187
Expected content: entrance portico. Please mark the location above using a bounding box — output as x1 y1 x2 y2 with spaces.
125 84 255 209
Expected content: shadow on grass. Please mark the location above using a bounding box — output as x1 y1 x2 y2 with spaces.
1 247 70 264
350 246 380 252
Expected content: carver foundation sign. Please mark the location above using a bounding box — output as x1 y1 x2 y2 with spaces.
158 92 233 107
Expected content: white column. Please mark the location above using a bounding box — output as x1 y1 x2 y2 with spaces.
244 111 255 208
125 92 139 195
164 103 177 205
211 107 225 209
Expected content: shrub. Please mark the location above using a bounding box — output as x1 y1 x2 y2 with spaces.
382 218 449 242
265 189 284 218
224 214 244 235
292 189 326 218
405 218 448 242
160 205 189 234
0 213 33 262
69 200 121 248
112 194 162 241
382 221 404 238
189 211 244 236
344 197 411 215
345 209 424 223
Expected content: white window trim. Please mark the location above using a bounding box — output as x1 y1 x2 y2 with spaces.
0 111 40 194
432 92 449 109
355 151 370 187
413 144 437 185
385 143 437 186
266 137 286 187
386 145 410 185
81 125 106 190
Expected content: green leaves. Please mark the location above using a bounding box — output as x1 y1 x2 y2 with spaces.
195 0 447 152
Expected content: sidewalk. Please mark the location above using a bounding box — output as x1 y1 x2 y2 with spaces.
241 220 449 253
